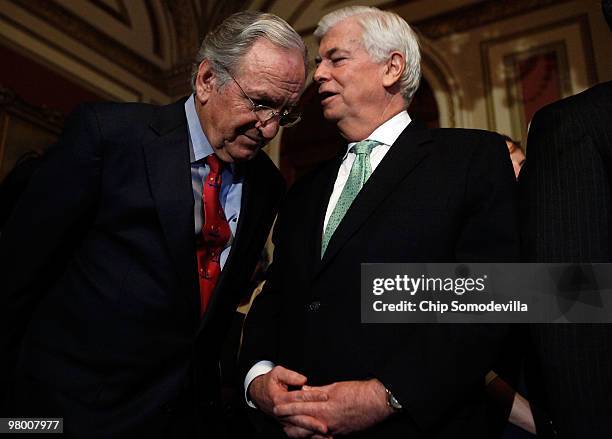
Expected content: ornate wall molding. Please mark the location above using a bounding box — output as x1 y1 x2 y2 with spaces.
415 0 575 39
89 0 131 26
12 0 166 87
6 0 249 99
298 0 573 38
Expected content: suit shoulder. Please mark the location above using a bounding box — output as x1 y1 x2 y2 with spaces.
429 127 503 142
85 101 158 126
66 101 160 141
72 101 157 118
428 128 505 155
424 128 509 173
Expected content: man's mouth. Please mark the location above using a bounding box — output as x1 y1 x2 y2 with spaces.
319 91 338 105
242 134 264 148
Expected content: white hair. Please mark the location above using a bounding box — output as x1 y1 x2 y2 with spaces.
191 11 307 91
314 6 421 105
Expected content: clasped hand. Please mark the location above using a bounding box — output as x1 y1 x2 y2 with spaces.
248 365 393 438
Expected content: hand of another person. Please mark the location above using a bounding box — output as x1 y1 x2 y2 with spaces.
273 379 395 436
248 365 330 437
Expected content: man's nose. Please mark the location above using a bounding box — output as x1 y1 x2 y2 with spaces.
313 62 329 83
256 118 280 140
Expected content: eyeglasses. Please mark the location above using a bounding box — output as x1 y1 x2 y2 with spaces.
217 63 301 128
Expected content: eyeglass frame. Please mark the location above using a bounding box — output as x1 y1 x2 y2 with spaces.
216 63 302 128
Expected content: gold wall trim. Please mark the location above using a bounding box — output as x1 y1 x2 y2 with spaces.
300 0 572 38
415 0 574 40
0 12 143 102
12 0 167 90
89 0 131 26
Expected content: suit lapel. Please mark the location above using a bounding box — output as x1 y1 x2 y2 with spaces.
143 99 198 311
316 121 433 276
310 158 343 270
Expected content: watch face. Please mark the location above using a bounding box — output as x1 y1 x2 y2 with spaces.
387 391 403 410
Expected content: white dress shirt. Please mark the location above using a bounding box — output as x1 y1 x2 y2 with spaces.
244 110 412 407
323 111 411 232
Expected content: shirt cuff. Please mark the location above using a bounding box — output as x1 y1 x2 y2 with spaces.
244 360 275 409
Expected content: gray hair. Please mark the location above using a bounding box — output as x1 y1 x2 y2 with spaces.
191 11 307 91
314 6 421 105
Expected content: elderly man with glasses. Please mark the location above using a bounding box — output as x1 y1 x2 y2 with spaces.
0 11 306 438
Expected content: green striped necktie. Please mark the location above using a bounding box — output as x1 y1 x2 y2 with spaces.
321 139 382 257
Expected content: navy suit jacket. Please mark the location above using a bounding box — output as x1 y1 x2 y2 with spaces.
519 81 612 439
241 121 519 438
0 98 284 437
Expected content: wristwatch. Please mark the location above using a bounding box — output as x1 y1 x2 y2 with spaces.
384 387 403 412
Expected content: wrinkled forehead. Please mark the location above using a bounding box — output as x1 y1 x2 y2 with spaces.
237 41 304 79
318 28 366 61
238 44 306 105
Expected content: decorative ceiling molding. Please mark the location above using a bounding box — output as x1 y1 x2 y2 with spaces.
89 0 131 26
162 0 251 96
163 62 194 99
414 0 575 40
12 0 166 85
5 0 251 98
296 0 571 38
1 0 585 100
144 0 163 56
0 10 143 101
163 0 200 62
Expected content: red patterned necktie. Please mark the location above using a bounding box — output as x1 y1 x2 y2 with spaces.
196 154 231 316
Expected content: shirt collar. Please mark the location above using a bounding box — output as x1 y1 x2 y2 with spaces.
343 111 412 159
185 94 214 164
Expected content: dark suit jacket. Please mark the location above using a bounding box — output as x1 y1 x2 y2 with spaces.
0 99 284 438
240 121 519 438
519 81 612 439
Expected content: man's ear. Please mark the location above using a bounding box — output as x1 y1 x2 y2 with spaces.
382 52 405 88
195 59 215 104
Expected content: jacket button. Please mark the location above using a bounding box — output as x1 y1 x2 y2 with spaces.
306 301 321 312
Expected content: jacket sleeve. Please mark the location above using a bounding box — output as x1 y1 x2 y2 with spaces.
238 206 285 382
0 104 103 396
